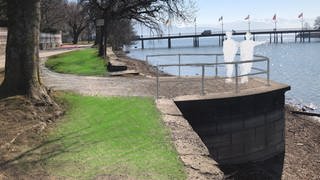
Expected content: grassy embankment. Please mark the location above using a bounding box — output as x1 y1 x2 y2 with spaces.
44 48 185 179
42 93 186 179
45 48 107 76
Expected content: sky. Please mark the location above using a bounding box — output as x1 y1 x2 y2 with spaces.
195 0 320 27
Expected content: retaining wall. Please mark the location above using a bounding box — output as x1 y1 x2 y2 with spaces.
0 27 6 56
0 27 62 57
175 86 290 164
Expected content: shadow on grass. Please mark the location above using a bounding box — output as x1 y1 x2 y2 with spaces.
0 126 98 173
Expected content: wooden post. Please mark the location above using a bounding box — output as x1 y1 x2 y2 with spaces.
269 33 272 43
168 38 171 48
193 37 199 47
141 40 144 49
222 35 224 46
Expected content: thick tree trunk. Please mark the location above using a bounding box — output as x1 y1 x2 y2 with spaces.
72 32 79 44
0 0 54 104
98 26 104 57
94 26 100 46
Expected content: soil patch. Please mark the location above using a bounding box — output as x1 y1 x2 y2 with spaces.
282 105 320 179
0 92 63 178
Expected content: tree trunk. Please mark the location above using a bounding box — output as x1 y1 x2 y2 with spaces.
94 26 100 46
0 0 55 105
72 31 79 44
98 26 104 57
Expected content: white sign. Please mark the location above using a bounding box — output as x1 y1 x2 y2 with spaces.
96 19 104 26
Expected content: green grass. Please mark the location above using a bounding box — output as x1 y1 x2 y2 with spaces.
43 93 186 180
46 48 107 76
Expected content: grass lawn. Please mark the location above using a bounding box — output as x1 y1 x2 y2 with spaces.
45 48 107 76
42 93 186 179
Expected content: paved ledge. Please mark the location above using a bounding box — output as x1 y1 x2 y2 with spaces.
109 70 139 76
174 78 290 102
0 55 4 72
156 99 224 180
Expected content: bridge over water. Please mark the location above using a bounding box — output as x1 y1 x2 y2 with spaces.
134 28 320 49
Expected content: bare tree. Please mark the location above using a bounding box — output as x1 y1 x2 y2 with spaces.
0 0 54 104
314 16 320 30
66 1 89 44
81 0 195 56
107 19 135 50
40 0 67 33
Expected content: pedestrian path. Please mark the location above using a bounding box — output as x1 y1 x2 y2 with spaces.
0 55 4 71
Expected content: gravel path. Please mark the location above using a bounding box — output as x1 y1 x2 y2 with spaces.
39 48 275 99
0 47 274 99
41 61 271 99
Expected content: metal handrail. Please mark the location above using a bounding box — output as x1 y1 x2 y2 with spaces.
148 53 270 98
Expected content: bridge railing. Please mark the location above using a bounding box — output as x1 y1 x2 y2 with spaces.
146 54 270 98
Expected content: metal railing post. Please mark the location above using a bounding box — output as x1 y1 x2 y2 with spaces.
201 65 205 95
267 58 270 86
215 55 218 77
235 63 239 93
178 54 181 77
156 65 159 99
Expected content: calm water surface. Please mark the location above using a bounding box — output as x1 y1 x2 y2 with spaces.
128 37 320 112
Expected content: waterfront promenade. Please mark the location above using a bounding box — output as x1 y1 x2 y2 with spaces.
0 47 284 99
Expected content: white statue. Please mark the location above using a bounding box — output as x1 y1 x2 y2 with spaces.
223 31 239 83
239 32 266 83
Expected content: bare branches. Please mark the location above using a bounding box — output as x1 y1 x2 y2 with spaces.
65 2 90 44
82 0 195 30
40 0 67 33
79 0 195 54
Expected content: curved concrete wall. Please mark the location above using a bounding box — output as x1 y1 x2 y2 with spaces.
175 87 290 164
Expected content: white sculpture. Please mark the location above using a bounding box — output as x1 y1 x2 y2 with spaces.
239 32 266 83
223 31 239 83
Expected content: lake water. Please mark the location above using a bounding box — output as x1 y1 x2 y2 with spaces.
128 35 320 112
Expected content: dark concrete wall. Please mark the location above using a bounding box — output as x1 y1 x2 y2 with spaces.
175 88 289 164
